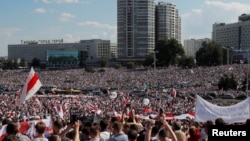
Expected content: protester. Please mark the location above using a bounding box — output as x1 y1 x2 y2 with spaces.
32 121 48 141
6 121 31 141
0 64 249 141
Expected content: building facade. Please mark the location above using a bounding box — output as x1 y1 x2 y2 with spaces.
8 39 114 64
184 38 211 58
212 14 250 50
155 2 181 43
117 0 155 59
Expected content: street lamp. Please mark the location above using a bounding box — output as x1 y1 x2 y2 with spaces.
153 50 159 71
222 46 233 65
246 50 249 95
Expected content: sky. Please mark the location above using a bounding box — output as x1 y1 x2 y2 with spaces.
1 0 250 57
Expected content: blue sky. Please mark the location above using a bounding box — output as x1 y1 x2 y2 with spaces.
1 0 250 57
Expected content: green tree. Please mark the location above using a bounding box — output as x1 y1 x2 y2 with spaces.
78 51 88 68
126 62 136 69
3 60 14 70
13 59 19 69
99 58 107 68
31 57 41 68
155 38 184 67
143 53 154 67
196 42 223 66
19 58 26 67
178 56 195 69
85 66 95 73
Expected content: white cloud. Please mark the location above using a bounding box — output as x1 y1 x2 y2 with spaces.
0 28 23 56
42 0 52 3
59 13 75 22
55 0 79 3
62 34 80 43
34 8 47 14
205 1 250 12
78 21 117 30
181 1 250 43
192 9 203 15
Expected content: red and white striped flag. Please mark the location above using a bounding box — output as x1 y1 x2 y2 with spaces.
172 88 176 98
19 67 42 105
86 101 96 110
34 95 42 107
122 96 128 106
54 105 64 119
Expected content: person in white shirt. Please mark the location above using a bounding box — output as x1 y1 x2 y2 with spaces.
32 121 48 141
99 119 110 141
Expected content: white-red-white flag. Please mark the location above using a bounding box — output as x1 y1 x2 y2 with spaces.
172 88 176 98
86 101 96 110
19 67 42 105
54 105 64 119
34 95 42 107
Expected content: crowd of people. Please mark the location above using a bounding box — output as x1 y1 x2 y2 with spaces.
0 64 249 141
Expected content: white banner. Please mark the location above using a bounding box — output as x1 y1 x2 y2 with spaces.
195 95 250 124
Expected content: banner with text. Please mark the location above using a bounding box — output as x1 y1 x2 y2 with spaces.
195 95 250 124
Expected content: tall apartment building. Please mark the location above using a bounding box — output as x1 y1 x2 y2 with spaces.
117 0 181 60
155 2 181 43
184 38 211 58
117 0 155 60
212 14 250 50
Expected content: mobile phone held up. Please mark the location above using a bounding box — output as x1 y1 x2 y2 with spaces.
70 108 81 124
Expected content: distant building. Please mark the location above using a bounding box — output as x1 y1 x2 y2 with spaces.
8 39 116 68
184 38 212 58
212 14 250 50
110 43 118 59
155 2 181 43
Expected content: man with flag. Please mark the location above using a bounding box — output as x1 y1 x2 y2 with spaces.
19 67 43 105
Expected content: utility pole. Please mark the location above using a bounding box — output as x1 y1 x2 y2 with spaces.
153 50 159 71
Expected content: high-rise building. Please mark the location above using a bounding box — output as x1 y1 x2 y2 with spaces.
155 2 181 43
117 0 155 60
212 14 250 50
184 38 211 58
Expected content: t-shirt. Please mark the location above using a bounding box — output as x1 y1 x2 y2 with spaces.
16 133 31 141
100 131 110 141
108 133 128 141
31 137 48 141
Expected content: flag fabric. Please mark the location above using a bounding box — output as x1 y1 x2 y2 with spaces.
172 88 176 98
19 67 42 105
86 102 96 110
0 119 52 140
122 96 128 106
34 96 42 107
54 105 64 119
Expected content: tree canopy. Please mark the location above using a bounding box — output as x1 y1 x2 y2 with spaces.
155 38 184 67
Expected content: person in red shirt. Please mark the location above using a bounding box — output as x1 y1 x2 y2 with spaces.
187 126 201 141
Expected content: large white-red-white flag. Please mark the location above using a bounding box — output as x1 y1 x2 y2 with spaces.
19 67 42 105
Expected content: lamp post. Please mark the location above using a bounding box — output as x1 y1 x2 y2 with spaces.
153 50 159 71
222 46 232 65
246 50 249 95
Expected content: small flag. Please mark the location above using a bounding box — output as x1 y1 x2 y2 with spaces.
19 67 42 105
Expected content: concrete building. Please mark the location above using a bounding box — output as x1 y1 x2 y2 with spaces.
117 0 155 60
212 14 250 50
110 43 118 59
184 38 211 58
8 39 114 64
155 2 181 43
